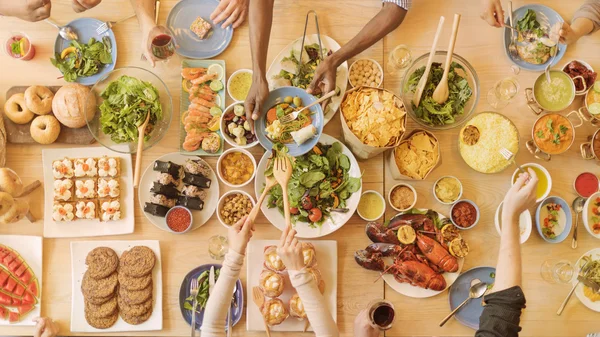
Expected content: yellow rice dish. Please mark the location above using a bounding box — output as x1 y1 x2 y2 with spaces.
458 112 519 173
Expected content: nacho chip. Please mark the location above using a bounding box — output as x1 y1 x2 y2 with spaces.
394 131 440 180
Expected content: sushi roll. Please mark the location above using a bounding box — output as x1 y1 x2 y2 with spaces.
52 202 75 222
99 199 121 221
52 158 74 179
150 182 179 198
73 158 98 178
53 179 74 201
153 160 181 179
144 203 170 217
184 159 212 177
150 194 177 208
97 178 119 198
157 172 180 187
75 179 96 199
75 200 97 220
177 195 204 210
181 185 208 200
98 157 120 177
183 172 211 189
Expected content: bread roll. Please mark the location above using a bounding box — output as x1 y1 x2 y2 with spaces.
0 168 23 197
52 83 96 128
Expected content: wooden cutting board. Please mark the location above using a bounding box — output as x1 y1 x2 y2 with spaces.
3 86 96 145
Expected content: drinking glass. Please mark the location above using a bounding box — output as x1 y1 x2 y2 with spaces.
148 25 176 62
487 77 520 109
540 259 574 284
4 31 35 61
387 45 412 76
367 299 395 330
208 235 228 260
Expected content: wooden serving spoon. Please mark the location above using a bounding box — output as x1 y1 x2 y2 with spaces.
134 113 151 188
248 175 278 224
412 16 445 108
432 13 462 104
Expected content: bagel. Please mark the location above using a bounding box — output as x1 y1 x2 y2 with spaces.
30 115 60 145
11 198 29 223
52 83 96 128
25 85 54 115
0 168 23 197
4 93 34 124
0 192 17 225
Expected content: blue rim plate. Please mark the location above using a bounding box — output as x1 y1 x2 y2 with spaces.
53 18 117 85
448 266 496 330
166 0 233 59
178 263 243 331
535 196 572 243
503 4 566 72
255 87 324 157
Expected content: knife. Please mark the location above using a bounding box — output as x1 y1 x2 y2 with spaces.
208 266 216 296
578 275 600 293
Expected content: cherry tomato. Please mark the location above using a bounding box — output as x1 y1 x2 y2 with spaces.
290 207 299 215
301 197 313 210
308 208 322 223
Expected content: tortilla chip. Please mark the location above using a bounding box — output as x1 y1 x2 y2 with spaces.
393 131 440 180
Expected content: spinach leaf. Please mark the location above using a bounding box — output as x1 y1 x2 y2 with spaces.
299 171 326 188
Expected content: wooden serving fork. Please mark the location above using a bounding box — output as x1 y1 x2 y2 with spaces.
252 286 271 337
272 156 293 228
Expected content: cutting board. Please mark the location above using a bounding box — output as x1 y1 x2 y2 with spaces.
3 86 95 144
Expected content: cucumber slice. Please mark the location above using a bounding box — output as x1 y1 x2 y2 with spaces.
589 103 600 115
209 106 222 116
210 80 224 92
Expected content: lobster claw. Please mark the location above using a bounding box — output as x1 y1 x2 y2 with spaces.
354 249 385 271
365 221 400 244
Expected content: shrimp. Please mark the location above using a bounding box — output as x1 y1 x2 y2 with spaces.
185 115 211 125
191 93 217 102
188 109 212 117
190 73 218 85
181 68 206 80
190 99 215 109
183 132 210 152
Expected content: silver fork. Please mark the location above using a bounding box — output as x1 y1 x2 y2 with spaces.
499 147 526 175
280 90 336 124
190 278 199 337
507 2 518 59
96 14 136 35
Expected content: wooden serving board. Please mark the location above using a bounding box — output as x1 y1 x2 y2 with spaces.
3 86 95 145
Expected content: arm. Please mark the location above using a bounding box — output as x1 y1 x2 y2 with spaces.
479 0 504 28
0 0 51 22
33 317 59 337
129 0 158 66
559 0 600 44
210 0 248 29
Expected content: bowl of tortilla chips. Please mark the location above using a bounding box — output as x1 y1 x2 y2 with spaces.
390 130 441 180
340 86 407 159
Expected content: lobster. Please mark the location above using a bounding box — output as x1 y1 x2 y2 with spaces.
416 234 459 273
365 214 436 244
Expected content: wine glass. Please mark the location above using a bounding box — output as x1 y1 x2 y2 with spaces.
487 77 520 109
540 259 574 284
208 235 228 260
387 44 412 77
367 299 395 330
148 25 176 62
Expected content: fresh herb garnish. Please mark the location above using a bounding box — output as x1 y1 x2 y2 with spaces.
50 37 112 82
552 133 561 145
546 119 554 133
10 40 21 55
517 9 544 37
559 125 568 134
536 130 544 138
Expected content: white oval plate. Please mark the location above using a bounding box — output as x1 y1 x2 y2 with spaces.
582 192 600 239
573 248 600 312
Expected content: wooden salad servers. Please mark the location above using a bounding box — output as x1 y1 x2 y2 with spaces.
412 16 445 107
433 13 462 104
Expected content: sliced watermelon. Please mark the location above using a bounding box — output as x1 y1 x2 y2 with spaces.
7 259 22 273
27 278 39 298
8 311 19 323
18 269 32 285
0 270 8 287
14 263 27 277
3 277 16 292
0 249 8 260
16 304 33 315
0 305 7 319
2 252 16 266
0 291 11 305
13 284 24 297
11 298 21 305
22 291 36 305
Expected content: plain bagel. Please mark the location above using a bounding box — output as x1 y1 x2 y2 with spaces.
52 83 96 128
4 93 34 124
24 85 54 115
0 168 23 197
30 115 61 145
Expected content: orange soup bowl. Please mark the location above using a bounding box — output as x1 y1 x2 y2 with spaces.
526 111 584 161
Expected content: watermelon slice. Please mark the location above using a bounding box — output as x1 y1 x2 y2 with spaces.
2 252 17 267
0 249 8 260
0 291 11 305
16 304 33 315
27 279 39 298
14 263 27 277
11 297 21 305
22 291 36 305
13 284 25 297
18 269 32 285
8 311 19 322
0 270 8 287
7 259 22 273
0 305 7 319
3 277 16 292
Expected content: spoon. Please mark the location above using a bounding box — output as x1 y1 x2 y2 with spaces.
572 197 585 249
133 113 151 188
45 19 78 41
439 280 487 327
227 284 237 337
432 13 462 105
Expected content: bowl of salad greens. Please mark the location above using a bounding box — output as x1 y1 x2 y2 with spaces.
85 67 173 153
402 51 479 130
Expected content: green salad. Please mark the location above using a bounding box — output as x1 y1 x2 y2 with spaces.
183 268 220 313
265 142 361 228
99 75 163 143
275 43 329 89
50 37 112 82
406 62 473 126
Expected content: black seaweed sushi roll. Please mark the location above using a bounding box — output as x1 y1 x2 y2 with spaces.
150 194 177 208
184 159 212 177
153 160 182 179
144 203 170 217
181 185 208 200
150 182 180 198
183 172 212 188
177 196 204 210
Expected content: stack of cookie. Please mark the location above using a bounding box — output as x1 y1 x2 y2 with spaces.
82 247 119 329
117 246 156 325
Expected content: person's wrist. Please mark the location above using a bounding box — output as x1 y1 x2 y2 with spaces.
252 72 267 85
325 52 342 69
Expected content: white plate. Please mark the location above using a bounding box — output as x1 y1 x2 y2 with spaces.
582 192 600 239
70 240 163 332
42 146 134 238
382 210 464 298
266 34 348 126
573 248 600 312
0 235 42 326
254 134 362 238
138 153 219 232
246 240 337 331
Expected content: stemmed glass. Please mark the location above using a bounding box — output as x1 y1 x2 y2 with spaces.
387 45 412 77
208 235 228 260
541 259 574 284
487 77 520 109
148 25 176 62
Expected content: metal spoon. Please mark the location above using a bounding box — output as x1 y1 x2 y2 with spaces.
45 19 78 41
572 197 585 249
227 284 237 337
439 280 488 327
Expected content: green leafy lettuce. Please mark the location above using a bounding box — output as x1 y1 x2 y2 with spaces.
50 37 112 82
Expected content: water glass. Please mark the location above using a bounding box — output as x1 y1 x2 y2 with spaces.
540 259 574 284
208 235 228 260
487 77 520 109
387 44 412 76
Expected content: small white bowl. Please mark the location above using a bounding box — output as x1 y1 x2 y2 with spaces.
433 176 463 205
510 163 551 203
220 102 259 149
494 201 532 244
348 58 383 88
562 59 594 95
216 190 256 228
450 199 480 230
165 206 193 234
388 183 417 212
227 68 253 101
357 190 386 221
216 148 257 188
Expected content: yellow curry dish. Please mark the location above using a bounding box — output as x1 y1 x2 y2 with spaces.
218 150 255 186
532 114 573 155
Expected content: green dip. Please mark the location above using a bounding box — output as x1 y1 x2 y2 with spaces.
533 71 574 111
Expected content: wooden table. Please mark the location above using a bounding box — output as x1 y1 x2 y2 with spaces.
1 0 599 336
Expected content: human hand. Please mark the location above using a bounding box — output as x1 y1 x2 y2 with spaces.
228 215 254 255
210 0 248 29
502 168 538 221
140 24 160 67
307 57 337 111
244 75 269 132
353 309 379 337
558 22 584 45
0 0 51 22
33 317 59 337
480 0 504 28
276 226 304 271
71 0 101 13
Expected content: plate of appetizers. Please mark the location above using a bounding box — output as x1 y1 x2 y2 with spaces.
573 248 600 312
0 235 42 325
139 153 219 233
42 146 134 238
166 0 233 59
246 240 337 332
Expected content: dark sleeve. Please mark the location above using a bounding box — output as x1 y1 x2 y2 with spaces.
475 286 526 337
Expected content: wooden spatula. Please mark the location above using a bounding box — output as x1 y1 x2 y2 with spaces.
412 16 445 108
432 14 462 104
134 113 151 188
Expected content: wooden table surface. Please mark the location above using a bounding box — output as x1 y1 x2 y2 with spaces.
1 0 599 336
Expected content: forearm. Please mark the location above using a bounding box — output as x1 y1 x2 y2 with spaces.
130 0 156 30
573 0 600 34
492 215 521 292
327 4 407 68
201 250 245 337
249 0 274 81
571 17 595 37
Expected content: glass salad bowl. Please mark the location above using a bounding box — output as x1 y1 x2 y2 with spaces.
85 66 173 153
401 51 480 130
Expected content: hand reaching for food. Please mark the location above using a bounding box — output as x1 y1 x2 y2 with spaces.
502 168 538 221
228 215 254 255
244 76 269 132
276 226 305 271
33 317 59 337
307 57 337 112
480 0 504 28
0 0 51 22
210 0 248 29
71 0 102 13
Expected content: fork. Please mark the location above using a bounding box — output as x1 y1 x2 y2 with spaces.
280 90 336 124
252 287 272 337
557 260 592 315
499 147 526 175
273 156 293 228
507 1 518 59
96 14 136 35
249 174 278 223
190 278 199 336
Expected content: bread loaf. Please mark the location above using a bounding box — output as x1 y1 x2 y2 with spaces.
52 83 96 128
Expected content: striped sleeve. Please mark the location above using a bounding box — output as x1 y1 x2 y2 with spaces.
382 0 411 10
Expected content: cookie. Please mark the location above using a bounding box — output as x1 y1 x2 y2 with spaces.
85 310 118 329
119 246 156 277
81 271 118 299
118 271 152 291
118 296 153 317
85 296 117 319
119 282 153 305
119 307 152 325
85 291 115 306
86 247 119 280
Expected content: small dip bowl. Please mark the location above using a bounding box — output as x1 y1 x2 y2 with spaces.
573 172 600 198
165 206 193 234
450 199 480 230
511 163 552 203
433 176 463 205
357 190 386 221
494 202 532 244
348 58 383 88
227 68 253 102
216 148 257 188
388 183 417 212
217 190 255 228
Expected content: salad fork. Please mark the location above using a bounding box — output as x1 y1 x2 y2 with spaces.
507 2 519 59
273 156 293 228
190 278 199 337
252 286 271 337
96 14 136 35
499 147 526 175
557 260 592 315
279 90 336 124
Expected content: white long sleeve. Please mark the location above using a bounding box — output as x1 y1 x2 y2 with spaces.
201 250 244 337
288 269 339 337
